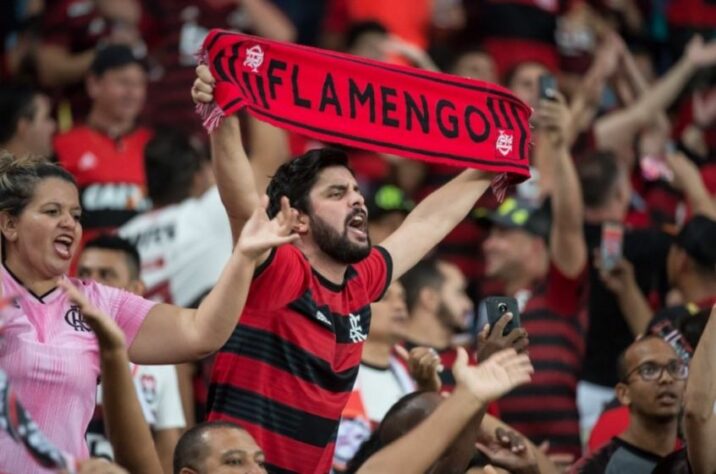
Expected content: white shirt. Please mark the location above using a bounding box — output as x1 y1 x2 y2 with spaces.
119 186 233 307
89 364 185 459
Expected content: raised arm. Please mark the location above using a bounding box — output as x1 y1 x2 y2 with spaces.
192 65 261 245
537 92 586 277
357 349 533 474
594 36 716 154
380 169 492 280
665 152 716 220
58 280 162 474
683 304 716 474
128 197 299 364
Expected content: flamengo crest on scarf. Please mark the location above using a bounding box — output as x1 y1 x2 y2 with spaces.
196 30 533 199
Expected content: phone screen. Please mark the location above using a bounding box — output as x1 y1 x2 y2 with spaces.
600 222 623 272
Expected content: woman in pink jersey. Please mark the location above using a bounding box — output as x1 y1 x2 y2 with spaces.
0 154 299 473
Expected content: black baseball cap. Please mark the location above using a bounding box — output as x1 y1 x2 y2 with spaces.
90 44 147 76
475 196 551 240
674 214 716 271
367 184 414 222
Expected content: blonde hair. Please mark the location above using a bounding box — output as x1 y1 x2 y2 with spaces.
0 151 77 216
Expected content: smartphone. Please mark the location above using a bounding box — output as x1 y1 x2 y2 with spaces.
538 73 557 101
600 222 623 272
483 296 520 336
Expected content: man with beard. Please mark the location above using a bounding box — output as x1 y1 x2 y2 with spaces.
192 65 497 473
399 258 525 393
571 336 688 473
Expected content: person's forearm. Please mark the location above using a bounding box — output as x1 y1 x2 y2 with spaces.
241 0 297 42
631 56 696 123
154 428 181 474
403 169 489 238
36 46 95 87
549 146 586 276
595 56 697 152
357 387 484 473
683 305 716 474
189 250 256 358
210 115 261 243
247 116 290 195
382 169 491 278
621 48 671 131
615 281 653 335
101 350 162 474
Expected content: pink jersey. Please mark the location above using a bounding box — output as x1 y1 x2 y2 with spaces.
0 265 156 473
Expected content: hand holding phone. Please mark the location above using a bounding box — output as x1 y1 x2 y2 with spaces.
538 74 557 101
484 296 521 336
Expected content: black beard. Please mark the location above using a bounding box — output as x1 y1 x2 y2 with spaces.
310 212 371 264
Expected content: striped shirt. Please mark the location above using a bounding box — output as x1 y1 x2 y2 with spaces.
496 263 587 457
208 245 392 473
0 265 155 473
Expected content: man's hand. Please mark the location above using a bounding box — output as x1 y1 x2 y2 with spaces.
537 91 571 150
477 313 529 362
453 347 533 404
237 195 300 260
58 279 126 353
191 65 216 104
475 427 539 474
686 35 716 69
395 345 443 392
594 254 637 297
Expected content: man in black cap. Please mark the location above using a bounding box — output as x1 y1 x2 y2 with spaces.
54 44 152 249
479 88 586 460
480 194 587 459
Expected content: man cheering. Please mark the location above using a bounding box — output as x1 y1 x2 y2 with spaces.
192 64 502 473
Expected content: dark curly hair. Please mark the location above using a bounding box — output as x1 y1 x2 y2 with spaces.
266 148 351 218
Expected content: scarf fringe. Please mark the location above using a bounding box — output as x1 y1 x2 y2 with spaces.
491 173 509 202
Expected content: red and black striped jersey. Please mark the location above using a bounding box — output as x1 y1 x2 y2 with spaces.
208 244 392 473
496 263 588 458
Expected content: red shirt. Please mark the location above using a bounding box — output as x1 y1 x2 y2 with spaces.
54 125 152 245
208 244 392 473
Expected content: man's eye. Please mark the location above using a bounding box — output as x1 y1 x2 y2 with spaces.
641 364 659 375
227 458 244 465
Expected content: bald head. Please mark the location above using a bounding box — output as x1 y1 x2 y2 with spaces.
173 422 266 474
378 391 478 474
379 391 443 445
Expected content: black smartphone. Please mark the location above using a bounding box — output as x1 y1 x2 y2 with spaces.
538 73 557 100
483 296 521 336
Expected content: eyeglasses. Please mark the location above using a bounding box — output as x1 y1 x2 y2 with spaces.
623 360 689 383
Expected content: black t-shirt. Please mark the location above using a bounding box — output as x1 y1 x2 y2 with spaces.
652 448 693 474
572 437 666 473
581 223 671 387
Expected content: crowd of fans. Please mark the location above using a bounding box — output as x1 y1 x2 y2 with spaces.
1 0 716 473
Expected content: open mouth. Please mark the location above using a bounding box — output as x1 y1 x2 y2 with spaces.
53 235 74 259
347 211 368 240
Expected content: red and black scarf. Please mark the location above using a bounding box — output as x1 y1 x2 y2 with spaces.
197 30 532 197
